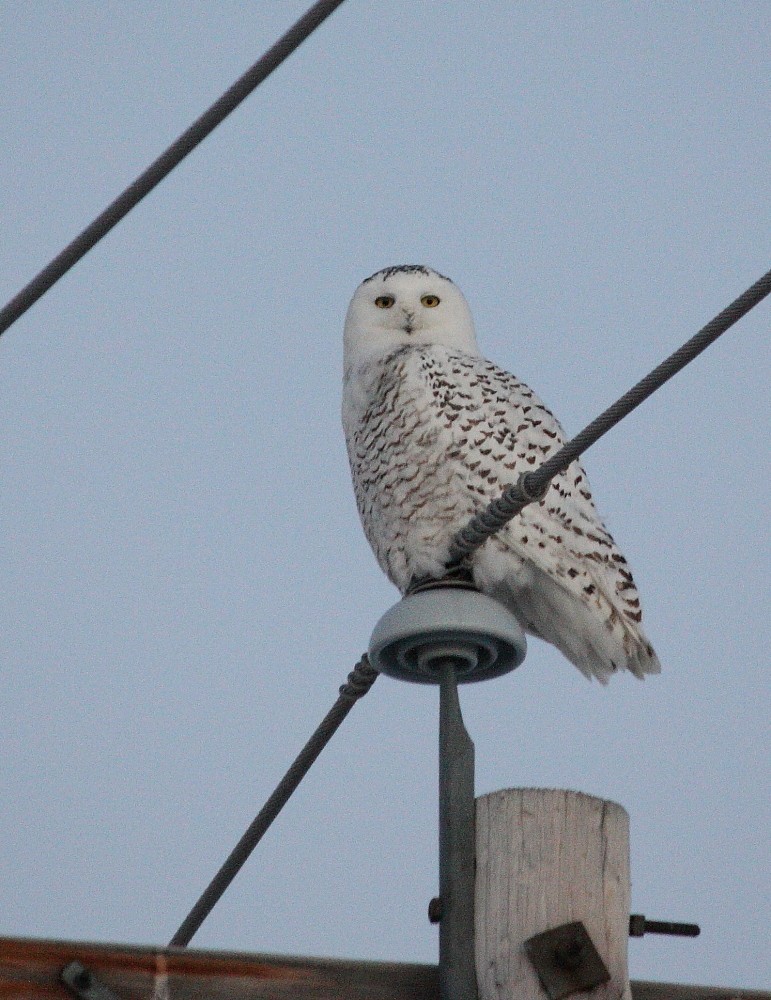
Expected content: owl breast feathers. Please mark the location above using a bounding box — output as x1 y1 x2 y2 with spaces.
342 265 660 682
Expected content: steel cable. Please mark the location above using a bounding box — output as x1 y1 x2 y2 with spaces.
449 265 771 563
168 655 378 948
0 0 347 339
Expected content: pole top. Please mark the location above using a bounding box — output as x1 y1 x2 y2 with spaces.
368 584 527 685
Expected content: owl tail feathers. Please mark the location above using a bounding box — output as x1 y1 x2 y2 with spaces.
580 629 661 684
534 597 661 684
623 635 662 681
485 565 661 683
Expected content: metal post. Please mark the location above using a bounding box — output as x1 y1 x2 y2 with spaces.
438 660 478 1000
368 585 526 999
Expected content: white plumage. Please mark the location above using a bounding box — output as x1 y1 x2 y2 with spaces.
342 265 660 682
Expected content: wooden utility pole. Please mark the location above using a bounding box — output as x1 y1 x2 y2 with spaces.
476 788 631 1000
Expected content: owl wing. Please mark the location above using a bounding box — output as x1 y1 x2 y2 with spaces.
420 351 660 680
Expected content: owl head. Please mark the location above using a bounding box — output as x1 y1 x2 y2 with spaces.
344 265 479 364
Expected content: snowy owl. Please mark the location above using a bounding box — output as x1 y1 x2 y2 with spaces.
342 264 660 682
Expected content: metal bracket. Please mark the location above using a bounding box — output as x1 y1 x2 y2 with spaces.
524 921 610 1000
368 587 526 1000
629 914 700 938
437 660 478 1000
61 962 121 1000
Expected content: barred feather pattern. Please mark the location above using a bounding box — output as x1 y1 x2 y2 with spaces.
344 344 660 682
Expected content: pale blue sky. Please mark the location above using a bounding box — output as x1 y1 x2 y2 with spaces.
1 2 769 990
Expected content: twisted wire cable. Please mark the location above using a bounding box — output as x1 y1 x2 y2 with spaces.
0 0 347 338
168 655 377 948
449 265 771 563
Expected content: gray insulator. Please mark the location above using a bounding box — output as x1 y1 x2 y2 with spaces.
368 586 527 684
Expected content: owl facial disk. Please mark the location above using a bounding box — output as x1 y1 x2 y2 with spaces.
374 292 438 336
343 265 481 364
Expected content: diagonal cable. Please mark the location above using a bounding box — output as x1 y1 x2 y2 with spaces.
0 0 347 339
168 655 378 949
449 265 771 563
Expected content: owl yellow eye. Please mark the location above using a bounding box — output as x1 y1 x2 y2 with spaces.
374 295 395 309
421 294 441 307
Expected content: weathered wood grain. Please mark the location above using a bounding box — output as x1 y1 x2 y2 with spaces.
0 936 768 1000
475 788 631 1000
0 936 437 1000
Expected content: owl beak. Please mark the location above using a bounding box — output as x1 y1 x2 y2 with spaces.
402 310 415 335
